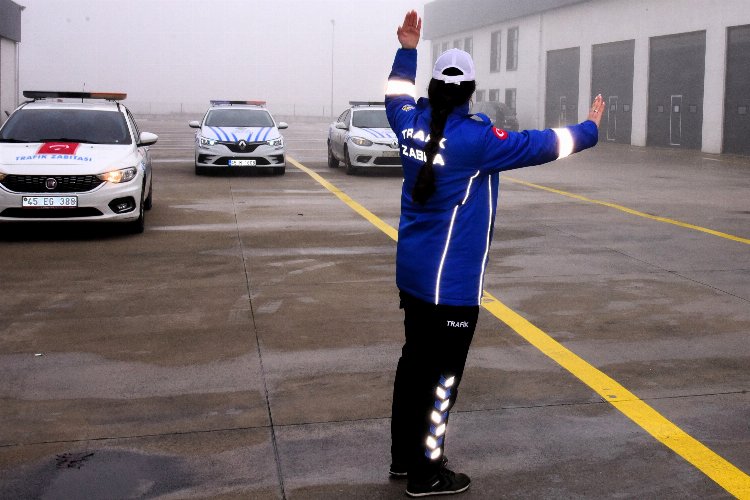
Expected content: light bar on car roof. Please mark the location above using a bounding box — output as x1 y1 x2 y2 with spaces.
210 100 266 106
23 91 127 101
349 101 385 106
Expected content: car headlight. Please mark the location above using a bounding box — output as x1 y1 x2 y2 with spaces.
199 135 218 147
97 167 138 184
350 136 373 147
267 137 284 148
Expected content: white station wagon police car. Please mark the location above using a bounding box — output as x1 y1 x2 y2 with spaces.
0 91 157 233
189 100 288 175
327 101 401 175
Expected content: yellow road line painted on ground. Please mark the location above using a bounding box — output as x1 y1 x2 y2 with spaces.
289 155 750 498
481 292 750 498
502 176 750 246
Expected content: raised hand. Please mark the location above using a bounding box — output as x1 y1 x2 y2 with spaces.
587 94 606 127
397 10 422 49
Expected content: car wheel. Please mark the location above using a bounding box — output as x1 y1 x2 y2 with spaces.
195 162 207 175
125 186 145 234
327 142 339 168
274 166 286 175
344 146 357 175
143 178 153 210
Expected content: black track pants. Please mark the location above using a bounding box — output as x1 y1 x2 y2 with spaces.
391 291 479 476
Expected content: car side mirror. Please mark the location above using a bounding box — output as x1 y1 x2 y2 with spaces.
138 132 158 146
278 122 288 130
188 121 201 128
335 122 347 130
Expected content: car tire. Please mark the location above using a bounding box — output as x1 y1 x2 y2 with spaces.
125 185 145 234
327 142 339 168
195 162 207 176
143 178 153 210
344 146 357 175
274 166 286 175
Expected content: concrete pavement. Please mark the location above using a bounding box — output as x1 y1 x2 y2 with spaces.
0 116 747 498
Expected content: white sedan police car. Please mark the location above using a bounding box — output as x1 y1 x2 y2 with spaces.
327 102 401 175
0 91 157 234
189 100 288 175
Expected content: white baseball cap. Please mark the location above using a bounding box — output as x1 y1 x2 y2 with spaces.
432 48 476 84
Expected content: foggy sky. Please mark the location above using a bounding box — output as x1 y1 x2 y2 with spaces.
19 0 428 116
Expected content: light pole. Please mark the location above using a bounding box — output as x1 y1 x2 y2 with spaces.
330 19 335 118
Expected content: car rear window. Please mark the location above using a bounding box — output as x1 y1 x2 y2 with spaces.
205 109 275 127
352 109 390 129
0 108 132 145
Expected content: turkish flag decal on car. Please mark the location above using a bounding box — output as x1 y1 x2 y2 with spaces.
492 127 508 141
37 142 80 155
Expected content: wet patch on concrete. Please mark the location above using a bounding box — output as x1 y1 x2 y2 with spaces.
0 428 280 499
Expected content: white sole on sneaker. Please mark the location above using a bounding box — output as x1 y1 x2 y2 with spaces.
405 483 470 497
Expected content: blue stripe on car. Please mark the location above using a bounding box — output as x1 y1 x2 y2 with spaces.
208 127 222 140
215 127 231 141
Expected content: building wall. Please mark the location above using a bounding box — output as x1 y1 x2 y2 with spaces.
0 0 23 125
0 37 19 124
425 0 750 154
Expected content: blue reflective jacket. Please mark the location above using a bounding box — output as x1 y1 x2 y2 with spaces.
385 48 599 306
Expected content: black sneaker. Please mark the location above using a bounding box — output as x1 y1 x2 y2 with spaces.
405 467 470 497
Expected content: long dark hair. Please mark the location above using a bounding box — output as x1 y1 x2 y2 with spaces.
412 69 476 205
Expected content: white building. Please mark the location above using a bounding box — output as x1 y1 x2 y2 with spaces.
0 0 23 125
424 0 750 155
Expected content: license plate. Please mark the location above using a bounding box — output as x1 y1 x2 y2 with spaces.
382 151 400 157
22 196 78 208
228 159 256 166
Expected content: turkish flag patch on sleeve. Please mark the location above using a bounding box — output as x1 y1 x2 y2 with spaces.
492 127 508 141
37 142 80 155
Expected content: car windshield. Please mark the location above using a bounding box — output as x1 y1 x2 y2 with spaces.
0 108 132 144
352 109 390 129
205 109 275 127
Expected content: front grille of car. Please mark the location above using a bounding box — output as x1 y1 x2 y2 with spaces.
1 175 103 193
373 157 402 166
199 154 284 166
221 141 263 153
1 207 104 218
204 156 271 166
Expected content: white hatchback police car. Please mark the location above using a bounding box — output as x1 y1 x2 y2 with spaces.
327 102 401 175
189 100 288 175
0 91 157 234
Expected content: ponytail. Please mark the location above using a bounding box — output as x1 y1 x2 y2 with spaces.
412 73 476 205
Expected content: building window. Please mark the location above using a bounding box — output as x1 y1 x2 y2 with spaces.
506 27 519 71
453 39 462 49
464 37 473 56
505 88 517 112
432 43 440 64
441 41 449 53
490 30 502 72
489 89 500 102
475 90 485 102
